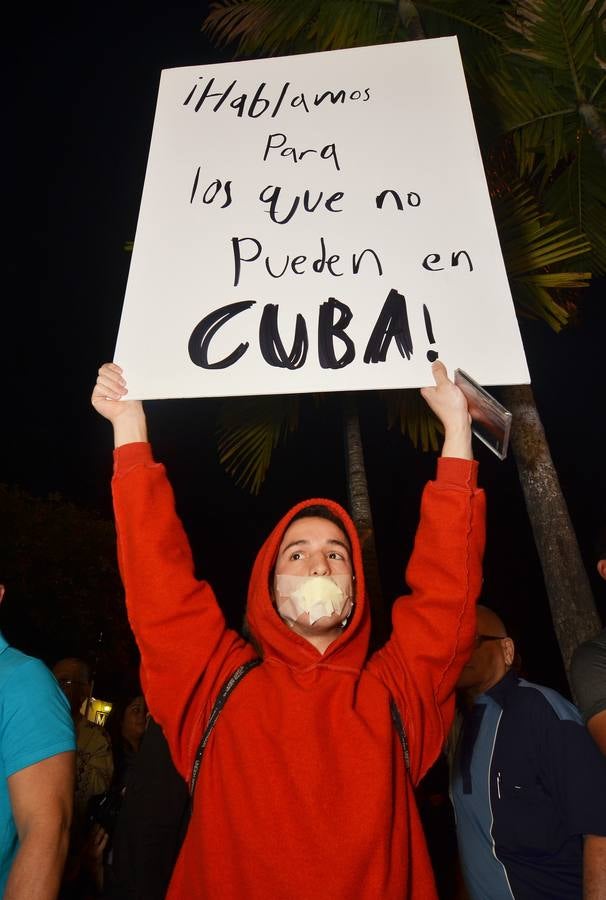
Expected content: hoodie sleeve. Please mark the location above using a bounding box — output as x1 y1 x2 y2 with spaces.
111 442 256 780
366 457 485 785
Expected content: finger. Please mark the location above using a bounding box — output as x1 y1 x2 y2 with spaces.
430 360 449 386
98 363 126 389
96 370 125 390
99 362 124 379
92 384 126 402
93 374 127 400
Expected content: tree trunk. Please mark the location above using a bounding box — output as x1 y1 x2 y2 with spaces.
342 395 389 648
398 0 426 40
501 383 601 680
579 103 606 166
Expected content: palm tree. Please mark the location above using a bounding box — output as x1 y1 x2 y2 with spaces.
201 0 604 673
479 0 606 272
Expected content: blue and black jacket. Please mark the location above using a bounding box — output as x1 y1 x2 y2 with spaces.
451 670 606 899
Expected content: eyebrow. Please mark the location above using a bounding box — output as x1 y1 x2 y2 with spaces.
280 538 350 555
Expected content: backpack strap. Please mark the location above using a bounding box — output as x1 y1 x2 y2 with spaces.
189 661 410 807
390 697 411 773
190 658 261 803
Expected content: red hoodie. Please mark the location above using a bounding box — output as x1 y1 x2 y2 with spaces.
112 442 485 899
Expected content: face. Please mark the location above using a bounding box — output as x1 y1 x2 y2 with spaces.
457 608 514 696
276 517 352 578
121 696 147 743
274 516 353 634
53 659 90 717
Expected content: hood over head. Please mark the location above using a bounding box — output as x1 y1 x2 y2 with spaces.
246 498 370 670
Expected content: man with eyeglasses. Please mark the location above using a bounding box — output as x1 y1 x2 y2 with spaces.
52 658 113 836
449 605 606 899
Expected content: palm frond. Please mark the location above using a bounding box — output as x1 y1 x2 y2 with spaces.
544 130 606 272
308 0 399 50
504 0 604 78
216 394 299 493
492 181 591 329
384 388 442 451
454 1 606 200
204 0 322 56
203 0 402 57
482 63 579 176
418 0 511 52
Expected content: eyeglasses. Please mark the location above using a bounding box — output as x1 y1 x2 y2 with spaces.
474 634 506 648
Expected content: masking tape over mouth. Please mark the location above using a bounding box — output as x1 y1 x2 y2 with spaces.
274 574 353 625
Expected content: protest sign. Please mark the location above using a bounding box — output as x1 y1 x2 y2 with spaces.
115 37 530 399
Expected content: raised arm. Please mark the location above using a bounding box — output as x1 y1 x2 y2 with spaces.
91 362 148 446
367 362 485 784
91 364 255 776
420 360 472 461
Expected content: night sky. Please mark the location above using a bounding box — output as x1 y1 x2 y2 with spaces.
4 4 605 696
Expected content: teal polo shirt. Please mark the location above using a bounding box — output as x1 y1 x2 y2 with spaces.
0 633 75 894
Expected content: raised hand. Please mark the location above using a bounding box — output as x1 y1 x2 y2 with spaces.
420 361 473 460
91 363 148 447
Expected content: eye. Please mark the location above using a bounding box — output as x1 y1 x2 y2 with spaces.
289 551 304 561
328 551 344 560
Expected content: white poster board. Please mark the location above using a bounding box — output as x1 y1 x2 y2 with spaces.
115 38 530 399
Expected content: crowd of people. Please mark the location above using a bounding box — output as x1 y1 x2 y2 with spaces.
1 361 605 899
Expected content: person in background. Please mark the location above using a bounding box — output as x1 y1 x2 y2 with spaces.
52 657 114 833
83 696 189 900
0 583 75 898
81 690 149 897
84 689 148 848
450 604 606 899
107 691 148 792
106 714 190 900
570 528 606 756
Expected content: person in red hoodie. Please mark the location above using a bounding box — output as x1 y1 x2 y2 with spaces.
91 359 485 900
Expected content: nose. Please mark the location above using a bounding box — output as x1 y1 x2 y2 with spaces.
310 552 329 576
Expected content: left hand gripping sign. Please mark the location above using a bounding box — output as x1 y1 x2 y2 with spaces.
115 38 530 400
